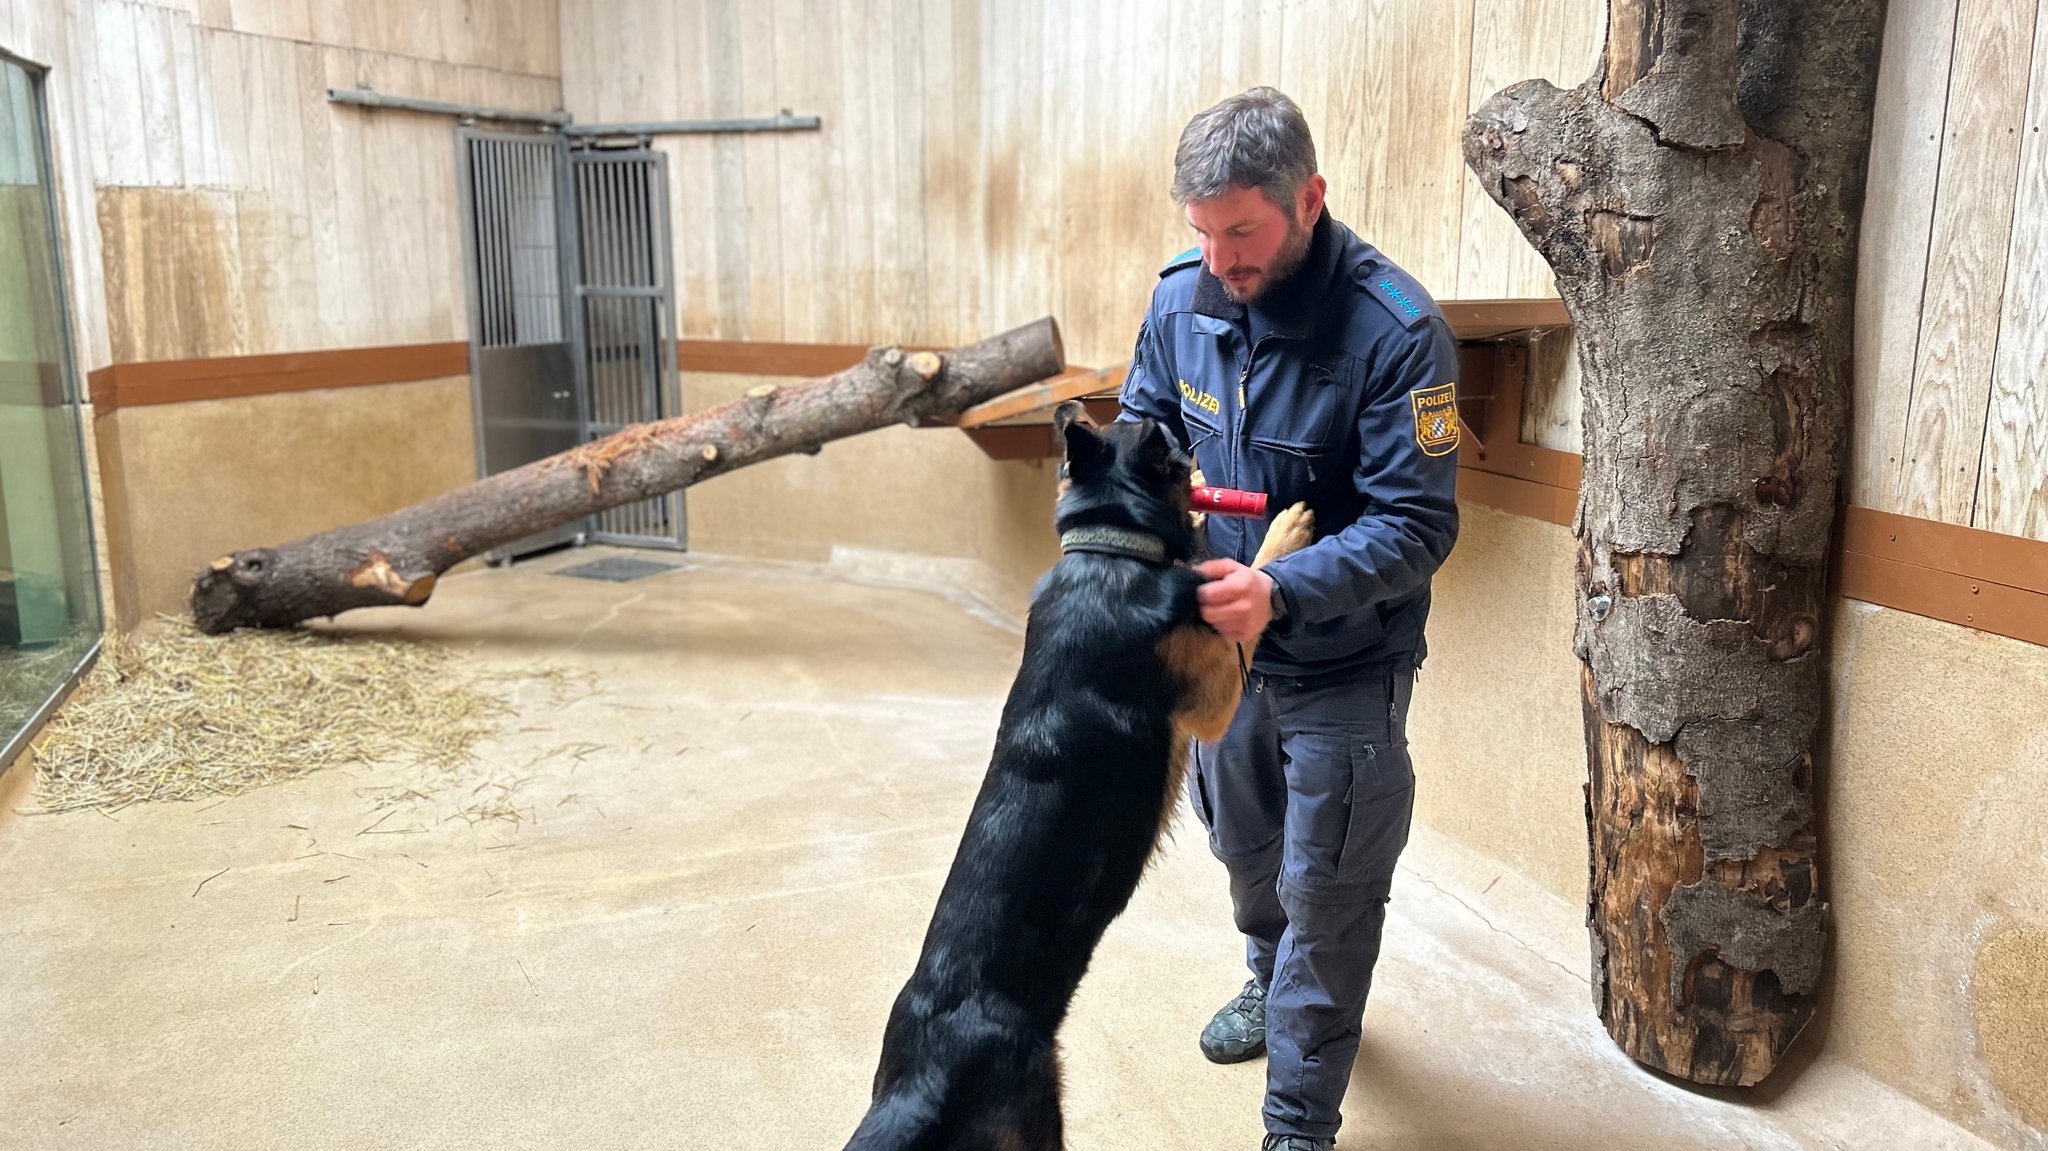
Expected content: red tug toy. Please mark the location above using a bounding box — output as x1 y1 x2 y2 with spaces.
1189 486 1269 519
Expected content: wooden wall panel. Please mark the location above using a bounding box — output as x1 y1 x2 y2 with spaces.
197 0 558 80
1895 0 2036 524
560 0 1610 367
1402 0 1477 293
736 0 784 343
1459 0 1606 300
1522 324 1581 453
69 0 563 365
1978 3 2048 539
1850 0 1961 515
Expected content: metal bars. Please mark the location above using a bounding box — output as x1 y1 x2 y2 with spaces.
465 133 564 349
565 144 685 549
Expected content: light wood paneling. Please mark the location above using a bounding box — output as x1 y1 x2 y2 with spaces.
1978 1 2048 539
560 0 1605 368
1460 0 1605 299
1897 0 2036 524
70 0 563 363
199 0 558 79
1851 0 1962 515
1522 324 1581 453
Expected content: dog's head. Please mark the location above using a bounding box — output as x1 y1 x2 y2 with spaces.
1051 401 1195 558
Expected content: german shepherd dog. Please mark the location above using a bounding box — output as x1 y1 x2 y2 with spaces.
844 401 1312 1150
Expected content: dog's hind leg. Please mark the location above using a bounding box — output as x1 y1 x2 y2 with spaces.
981 1044 1065 1151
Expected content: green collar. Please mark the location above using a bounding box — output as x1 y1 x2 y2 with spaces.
1059 525 1170 565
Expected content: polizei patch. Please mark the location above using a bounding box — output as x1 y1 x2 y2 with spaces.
1410 381 1459 456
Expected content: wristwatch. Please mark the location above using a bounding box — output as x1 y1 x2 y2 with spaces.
1267 576 1288 622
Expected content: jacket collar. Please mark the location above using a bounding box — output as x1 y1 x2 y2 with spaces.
1190 208 1342 343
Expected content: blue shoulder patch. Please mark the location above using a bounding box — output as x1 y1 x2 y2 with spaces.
1361 267 1438 330
1159 246 1202 277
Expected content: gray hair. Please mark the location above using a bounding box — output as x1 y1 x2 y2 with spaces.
1170 87 1318 209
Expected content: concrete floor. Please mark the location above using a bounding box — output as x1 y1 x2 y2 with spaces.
0 548 2002 1150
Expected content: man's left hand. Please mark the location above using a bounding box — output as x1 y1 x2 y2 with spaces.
1194 558 1274 644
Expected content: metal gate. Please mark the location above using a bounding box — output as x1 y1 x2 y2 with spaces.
457 129 684 558
459 129 580 559
565 144 685 549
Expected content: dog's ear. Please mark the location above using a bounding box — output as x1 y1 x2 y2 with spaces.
1055 400 1109 480
1128 418 1188 481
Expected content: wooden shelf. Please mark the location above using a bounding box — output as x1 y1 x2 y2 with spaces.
947 299 1571 461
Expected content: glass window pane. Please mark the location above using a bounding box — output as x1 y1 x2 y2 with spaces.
1 56 102 759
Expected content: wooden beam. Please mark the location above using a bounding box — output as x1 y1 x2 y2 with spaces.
1838 505 2048 596
1456 467 1578 526
1437 297 1572 338
676 340 870 377
86 342 469 414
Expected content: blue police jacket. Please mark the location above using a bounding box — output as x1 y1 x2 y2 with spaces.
1117 209 1461 679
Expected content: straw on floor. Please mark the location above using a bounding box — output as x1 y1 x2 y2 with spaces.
23 616 548 815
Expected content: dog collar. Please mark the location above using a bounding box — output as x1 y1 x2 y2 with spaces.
1059 525 1169 565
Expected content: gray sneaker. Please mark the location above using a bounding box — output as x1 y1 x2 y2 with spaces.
1199 978 1268 1063
1261 1137 1333 1151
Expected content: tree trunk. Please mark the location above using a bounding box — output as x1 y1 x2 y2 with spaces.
190 319 1065 634
1462 0 1883 1085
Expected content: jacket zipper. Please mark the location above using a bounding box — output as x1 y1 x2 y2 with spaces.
1232 341 1253 565
1233 333 1283 565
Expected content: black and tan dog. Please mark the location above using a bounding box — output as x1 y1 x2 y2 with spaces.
844 402 1311 1151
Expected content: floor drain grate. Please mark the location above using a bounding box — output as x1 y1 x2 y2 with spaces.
552 557 683 583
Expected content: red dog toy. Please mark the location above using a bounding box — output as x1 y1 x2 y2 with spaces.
1190 486 1269 518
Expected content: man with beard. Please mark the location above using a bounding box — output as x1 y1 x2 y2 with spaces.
1116 87 1462 1150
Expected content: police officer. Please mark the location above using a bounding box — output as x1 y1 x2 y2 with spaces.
1116 88 1460 1150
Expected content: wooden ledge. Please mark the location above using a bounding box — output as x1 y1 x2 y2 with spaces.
1437 297 1571 339
87 342 468 414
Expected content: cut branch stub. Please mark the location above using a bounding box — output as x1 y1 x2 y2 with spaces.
189 318 1064 634
1465 0 1882 1085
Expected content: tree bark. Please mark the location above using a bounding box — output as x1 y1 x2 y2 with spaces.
190 319 1065 634
1462 0 1882 1085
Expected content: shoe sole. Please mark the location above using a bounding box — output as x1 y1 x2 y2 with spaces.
1199 1037 1267 1064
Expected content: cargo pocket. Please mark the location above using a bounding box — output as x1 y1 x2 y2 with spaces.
1182 406 1223 455
1336 739 1415 894
1278 731 1356 897
1248 434 1334 490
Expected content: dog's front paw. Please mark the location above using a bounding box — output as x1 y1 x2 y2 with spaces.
1188 469 1208 533
1252 502 1315 568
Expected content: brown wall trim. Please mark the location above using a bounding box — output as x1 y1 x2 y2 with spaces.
673 304 1567 380
675 339 947 377
1839 505 2048 595
1457 467 1578 526
1835 506 2048 646
1455 467 2048 650
87 342 469 414
677 340 874 377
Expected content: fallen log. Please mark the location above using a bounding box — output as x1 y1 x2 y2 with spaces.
190 318 1065 634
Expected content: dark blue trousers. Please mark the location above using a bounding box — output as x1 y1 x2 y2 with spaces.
1189 664 1416 1140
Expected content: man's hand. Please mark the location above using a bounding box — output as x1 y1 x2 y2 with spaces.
1194 558 1275 644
